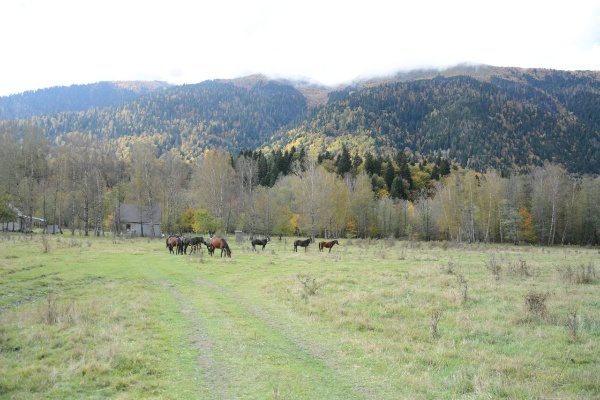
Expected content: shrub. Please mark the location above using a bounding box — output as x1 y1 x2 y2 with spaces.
429 308 443 338
558 263 597 284
41 235 50 253
566 309 579 341
508 259 530 277
297 274 322 299
524 291 548 320
486 254 501 279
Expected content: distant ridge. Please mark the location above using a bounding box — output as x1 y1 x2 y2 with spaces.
0 81 171 120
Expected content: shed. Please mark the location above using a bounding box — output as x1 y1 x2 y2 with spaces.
118 204 162 237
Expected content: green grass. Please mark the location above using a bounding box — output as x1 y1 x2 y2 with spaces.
1 233 599 399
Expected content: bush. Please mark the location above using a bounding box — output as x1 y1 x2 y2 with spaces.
558 263 597 284
524 291 548 320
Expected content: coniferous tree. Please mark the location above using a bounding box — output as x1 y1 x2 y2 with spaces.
336 146 352 176
384 161 395 190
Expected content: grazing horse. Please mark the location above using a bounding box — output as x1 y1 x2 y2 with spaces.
251 237 270 251
319 240 339 253
205 238 215 256
206 237 231 258
189 237 206 254
176 237 186 255
294 238 312 252
166 235 179 254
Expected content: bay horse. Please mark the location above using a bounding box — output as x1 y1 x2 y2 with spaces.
251 237 270 251
294 238 312 252
206 237 231 258
319 240 339 253
166 235 179 254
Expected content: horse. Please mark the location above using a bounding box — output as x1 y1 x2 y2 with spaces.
251 237 270 251
319 240 339 253
294 238 312 252
176 237 185 255
166 235 179 254
206 237 231 258
189 236 206 254
205 238 215 256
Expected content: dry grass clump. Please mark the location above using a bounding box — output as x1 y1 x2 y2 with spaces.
486 253 501 280
558 263 597 284
523 291 549 321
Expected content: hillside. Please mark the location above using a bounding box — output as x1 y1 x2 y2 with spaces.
0 81 171 120
271 69 600 173
2 66 600 173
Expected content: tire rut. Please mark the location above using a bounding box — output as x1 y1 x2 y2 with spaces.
161 282 231 399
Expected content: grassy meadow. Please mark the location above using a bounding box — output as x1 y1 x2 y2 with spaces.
1 233 599 399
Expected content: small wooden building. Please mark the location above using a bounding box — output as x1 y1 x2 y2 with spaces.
118 204 162 237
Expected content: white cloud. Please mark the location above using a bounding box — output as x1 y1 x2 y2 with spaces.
1 0 599 96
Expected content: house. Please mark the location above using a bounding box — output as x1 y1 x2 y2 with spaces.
0 204 45 232
118 204 162 237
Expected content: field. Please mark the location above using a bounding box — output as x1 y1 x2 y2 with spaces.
1 233 599 399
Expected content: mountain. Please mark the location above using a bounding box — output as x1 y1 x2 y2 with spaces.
1 66 599 174
270 67 600 173
0 81 171 120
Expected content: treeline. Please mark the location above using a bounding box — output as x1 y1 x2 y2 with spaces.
1 125 599 245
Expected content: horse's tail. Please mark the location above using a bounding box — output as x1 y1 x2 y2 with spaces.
318 242 323 250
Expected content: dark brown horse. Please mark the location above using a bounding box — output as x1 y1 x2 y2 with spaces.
294 238 312 252
251 237 270 251
206 237 231 258
319 240 339 253
189 237 206 254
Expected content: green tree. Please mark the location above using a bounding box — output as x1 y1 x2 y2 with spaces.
193 208 221 234
336 146 352 176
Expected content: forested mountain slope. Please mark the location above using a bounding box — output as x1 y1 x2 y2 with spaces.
22 79 308 158
272 70 600 173
0 81 171 120
2 66 600 173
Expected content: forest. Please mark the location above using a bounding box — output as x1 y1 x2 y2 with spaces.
1 123 599 246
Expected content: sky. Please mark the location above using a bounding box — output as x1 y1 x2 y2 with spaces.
1 0 600 96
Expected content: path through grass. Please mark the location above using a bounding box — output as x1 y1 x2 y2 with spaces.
1 234 599 398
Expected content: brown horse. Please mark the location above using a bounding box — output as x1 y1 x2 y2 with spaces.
166 235 179 254
319 240 339 253
206 237 231 258
294 238 311 252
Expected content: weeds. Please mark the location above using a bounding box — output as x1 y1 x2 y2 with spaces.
429 308 443 338
40 288 75 325
558 263 597 284
444 261 456 274
524 291 549 320
297 274 322 299
41 235 50 253
507 259 530 277
45 288 57 324
486 253 501 280
567 309 579 341
456 274 468 304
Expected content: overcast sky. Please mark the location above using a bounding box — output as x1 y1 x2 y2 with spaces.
1 0 599 96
